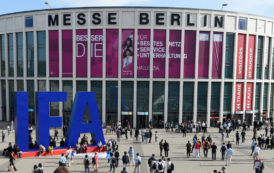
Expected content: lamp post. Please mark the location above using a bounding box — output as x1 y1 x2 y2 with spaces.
44 2 51 8
221 4 228 10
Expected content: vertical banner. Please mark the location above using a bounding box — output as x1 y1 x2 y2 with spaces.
169 30 181 78
62 30 73 77
153 30 166 78
49 30 59 77
235 82 244 111
247 35 255 79
212 32 223 78
90 29 103 77
198 32 210 78
236 34 246 79
121 29 134 78
137 29 150 78
106 29 119 77
184 31 196 78
246 83 253 110
76 29 87 77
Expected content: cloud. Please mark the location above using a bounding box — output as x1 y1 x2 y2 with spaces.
52 0 151 7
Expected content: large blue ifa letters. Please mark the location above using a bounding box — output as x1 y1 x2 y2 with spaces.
15 91 105 151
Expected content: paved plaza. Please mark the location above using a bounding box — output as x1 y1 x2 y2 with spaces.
0 126 274 173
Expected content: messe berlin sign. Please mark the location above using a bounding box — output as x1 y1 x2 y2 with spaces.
15 92 105 152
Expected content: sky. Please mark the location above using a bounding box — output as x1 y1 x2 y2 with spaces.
1 0 274 17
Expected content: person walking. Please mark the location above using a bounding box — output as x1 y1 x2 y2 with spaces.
163 140 169 157
241 130 246 143
157 159 165 173
186 141 192 158
114 149 120 167
226 147 233 166
9 152 17 171
203 139 210 158
211 142 217 160
253 157 264 173
251 139 257 155
220 143 227 161
37 163 43 173
134 153 141 173
253 144 260 160
194 140 201 158
66 145 72 167
135 128 139 141
236 131 240 145
92 153 98 172
128 146 134 166
59 153 67 166
148 154 156 173
122 151 129 168
109 153 116 173
2 130 5 142
159 139 164 156
83 155 90 173
166 158 174 173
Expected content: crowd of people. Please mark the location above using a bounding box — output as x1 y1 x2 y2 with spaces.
2 118 274 172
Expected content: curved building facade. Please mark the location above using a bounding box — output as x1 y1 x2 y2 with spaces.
0 7 274 128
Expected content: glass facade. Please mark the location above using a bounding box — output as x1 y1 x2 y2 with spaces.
183 82 194 122
8 34 14 77
63 81 73 125
256 36 263 79
50 81 59 116
264 38 271 79
106 81 118 126
26 32 34 77
152 82 165 128
27 80 34 124
168 82 179 123
225 33 234 78
223 83 232 115
16 33 23 77
37 31 46 77
255 83 261 112
197 82 208 122
8 80 14 120
270 84 274 117
1 80 6 121
1 35 5 77
121 81 133 127
38 80 46 91
91 81 102 121
263 83 268 111
272 39 274 79
76 81 87 91
17 80 24 91
210 82 220 126
137 82 149 129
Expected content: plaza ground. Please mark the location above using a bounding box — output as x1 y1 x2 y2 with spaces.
0 125 274 173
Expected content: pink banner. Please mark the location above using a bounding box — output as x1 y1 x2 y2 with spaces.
247 35 255 79
169 30 181 78
212 32 223 78
49 30 59 77
76 29 87 77
137 29 150 78
198 31 210 78
90 29 103 77
246 83 253 110
121 29 134 78
184 31 196 78
235 82 243 111
236 34 246 79
62 30 72 77
106 29 119 77
153 30 166 78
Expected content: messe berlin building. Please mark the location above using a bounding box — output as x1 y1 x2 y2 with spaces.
0 7 274 128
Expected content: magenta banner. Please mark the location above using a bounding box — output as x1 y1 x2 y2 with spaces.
212 32 223 78
169 30 181 78
90 29 103 77
198 32 210 78
62 30 73 77
121 29 134 78
106 29 119 77
76 29 87 77
153 30 166 78
137 29 150 78
49 30 59 77
184 31 196 78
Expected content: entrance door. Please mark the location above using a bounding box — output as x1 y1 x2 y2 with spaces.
137 115 148 129
121 114 133 128
245 114 253 126
153 114 164 128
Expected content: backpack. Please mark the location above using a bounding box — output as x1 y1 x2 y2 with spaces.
171 163 174 171
148 158 152 166
204 142 209 148
85 158 90 166
152 162 157 169
221 146 226 152
92 157 96 164
158 163 163 170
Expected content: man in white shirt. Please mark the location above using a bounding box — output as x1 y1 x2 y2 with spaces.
134 153 141 173
157 159 165 173
226 148 233 166
253 144 260 160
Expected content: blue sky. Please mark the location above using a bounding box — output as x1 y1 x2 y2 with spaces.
1 0 274 17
